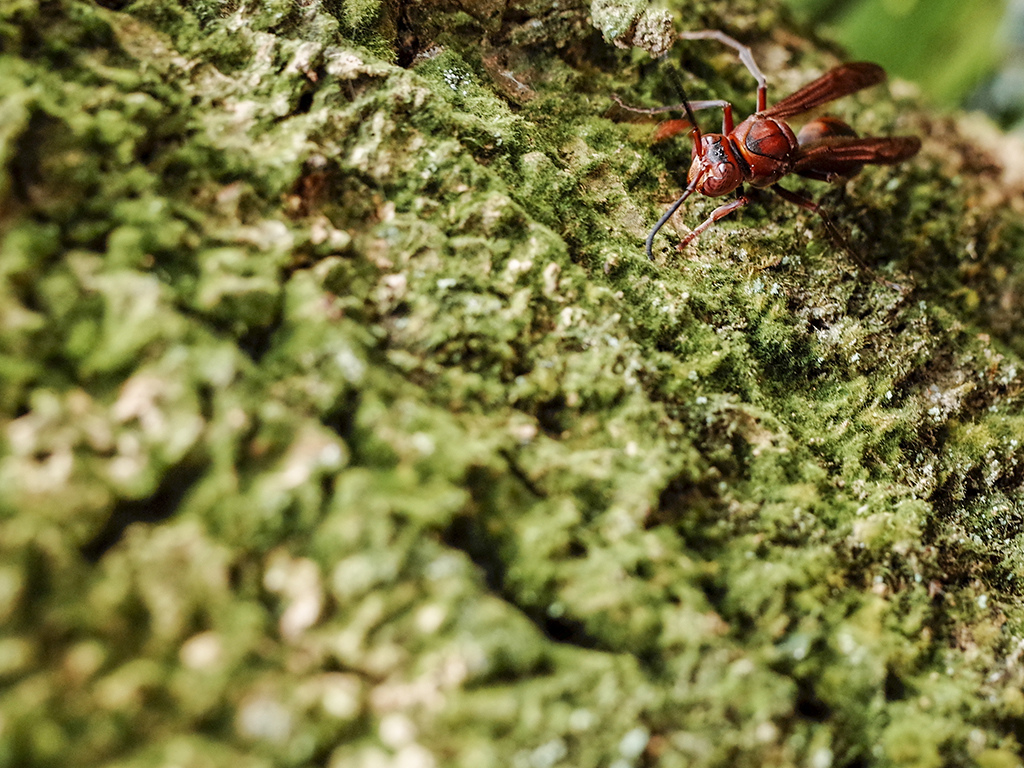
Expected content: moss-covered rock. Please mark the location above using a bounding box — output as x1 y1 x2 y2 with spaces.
4 0 1024 766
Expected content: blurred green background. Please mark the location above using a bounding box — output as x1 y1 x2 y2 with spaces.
784 0 1023 126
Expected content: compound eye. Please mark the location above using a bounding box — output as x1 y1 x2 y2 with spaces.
700 162 741 197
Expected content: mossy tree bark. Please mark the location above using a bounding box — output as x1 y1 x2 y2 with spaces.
3 0 1024 766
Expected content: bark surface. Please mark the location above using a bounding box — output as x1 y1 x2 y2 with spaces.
3 0 1024 766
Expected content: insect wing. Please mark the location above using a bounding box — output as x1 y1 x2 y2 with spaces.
764 63 886 119
793 135 921 172
653 119 694 142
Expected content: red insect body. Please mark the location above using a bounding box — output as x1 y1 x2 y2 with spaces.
625 32 921 259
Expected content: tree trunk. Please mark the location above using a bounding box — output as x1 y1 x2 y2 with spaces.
3 0 1024 765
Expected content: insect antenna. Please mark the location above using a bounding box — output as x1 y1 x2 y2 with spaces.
646 179 698 259
646 70 702 260
668 67 702 144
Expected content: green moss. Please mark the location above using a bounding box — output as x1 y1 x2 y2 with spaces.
6 0 1024 766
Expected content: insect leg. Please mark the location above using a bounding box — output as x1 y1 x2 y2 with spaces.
646 179 699 259
770 185 854 256
679 30 768 111
610 95 731 116
771 185 905 291
610 96 733 140
678 192 751 250
771 185 820 213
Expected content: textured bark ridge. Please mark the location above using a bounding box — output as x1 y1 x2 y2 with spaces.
4 0 1024 766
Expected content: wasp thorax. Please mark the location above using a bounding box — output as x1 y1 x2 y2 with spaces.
688 135 744 197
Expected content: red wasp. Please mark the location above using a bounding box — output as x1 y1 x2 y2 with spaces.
616 31 921 259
